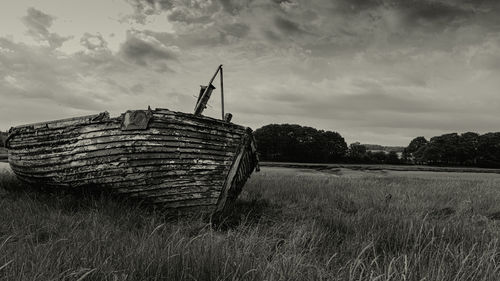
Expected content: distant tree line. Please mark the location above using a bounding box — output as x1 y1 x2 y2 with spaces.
254 124 403 164
346 142 402 164
0 131 7 147
403 132 500 168
254 124 348 163
254 124 500 168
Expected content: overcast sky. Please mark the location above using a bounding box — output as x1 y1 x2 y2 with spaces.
1 0 499 146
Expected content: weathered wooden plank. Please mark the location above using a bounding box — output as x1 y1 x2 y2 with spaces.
11 163 228 181
11 120 245 143
9 138 238 156
101 175 224 190
10 156 232 173
10 146 237 167
10 154 233 171
11 160 229 176
10 161 229 177
13 111 243 137
114 180 225 194
11 112 245 143
149 123 243 138
9 125 244 148
9 138 77 149
10 160 228 176
155 108 244 129
10 113 243 135
10 154 228 167
99 175 223 190
149 196 219 206
214 135 249 213
12 112 109 129
130 190 221 201
152 115 245 134
9 134 242 155
231 145 257 198
11 133 240 152
11 170 227 190
12 146 238 160
15 114 245 140
13 119 120 137
123 187 221 198
10 139 239 161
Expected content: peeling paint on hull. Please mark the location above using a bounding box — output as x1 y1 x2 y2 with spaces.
6 108 259 214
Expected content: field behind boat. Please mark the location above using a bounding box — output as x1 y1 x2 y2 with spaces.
261 161 500 174
2 166 500 280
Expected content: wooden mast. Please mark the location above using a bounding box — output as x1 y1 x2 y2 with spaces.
220 66 224 120
194 64 223 116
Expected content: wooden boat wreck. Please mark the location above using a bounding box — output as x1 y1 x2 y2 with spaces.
5 65 259 215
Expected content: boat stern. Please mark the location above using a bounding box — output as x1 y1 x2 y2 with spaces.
213 128 259 217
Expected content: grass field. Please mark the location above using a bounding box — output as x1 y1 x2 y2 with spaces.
261 161 500 174
2 165 500 280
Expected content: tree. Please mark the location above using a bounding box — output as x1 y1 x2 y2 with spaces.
477 133 500 168
318 131 348 162
386 151 400 164
371 151 388 164
458 132 479 165
421 133 461 165
0 131 7 147
404 136 428 163
254 124 348 163
348 142 367 163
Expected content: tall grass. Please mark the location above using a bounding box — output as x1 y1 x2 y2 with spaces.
1 167 500 280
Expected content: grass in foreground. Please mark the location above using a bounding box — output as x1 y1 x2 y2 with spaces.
2 167 500 280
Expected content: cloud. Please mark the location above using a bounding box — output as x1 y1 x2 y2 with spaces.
80 33 108 51
217 0 253 15
167 9 212 24
74 32 131 72
407 1 469 22
274 17 307 35
130 0 174 13
334 0 500 33
0 30 176 129
119 30 178 72
130 83 144 94
0 37 106 111
123 0 500 50
222 23 250 38
124 0 256 39
392 1 474 33
22 7 71 48
3 1 500 146
124 0 174 23
468 36 500 70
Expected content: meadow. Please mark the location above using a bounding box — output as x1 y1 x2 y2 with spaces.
2 164 500 280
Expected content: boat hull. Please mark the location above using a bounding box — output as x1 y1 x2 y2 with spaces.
6 108 258 213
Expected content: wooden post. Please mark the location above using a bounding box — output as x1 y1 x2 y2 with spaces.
220 66 224 120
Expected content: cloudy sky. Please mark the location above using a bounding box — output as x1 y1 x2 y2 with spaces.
1 0 499 145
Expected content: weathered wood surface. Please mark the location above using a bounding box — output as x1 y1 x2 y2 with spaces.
7 108 258 213
0 148 7 162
